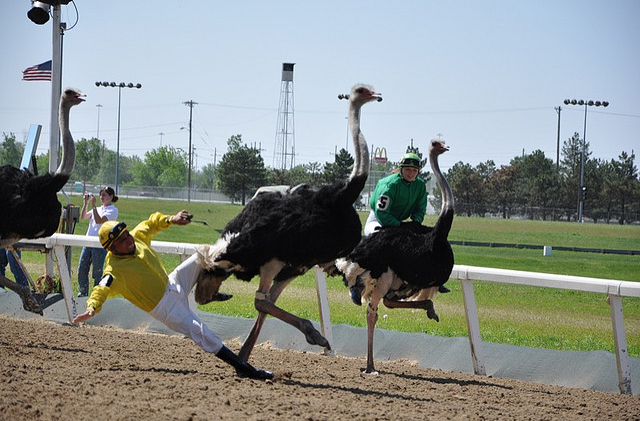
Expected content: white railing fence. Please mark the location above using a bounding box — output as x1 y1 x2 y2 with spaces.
18 234 640 395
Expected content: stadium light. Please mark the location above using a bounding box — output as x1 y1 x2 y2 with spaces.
95 81 143 195
562 98 609 223
27 0 72 25
27 2 50 24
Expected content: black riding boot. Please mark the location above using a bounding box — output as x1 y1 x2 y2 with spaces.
216 346 274 380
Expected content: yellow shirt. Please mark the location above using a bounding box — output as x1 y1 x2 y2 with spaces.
86 212 173 314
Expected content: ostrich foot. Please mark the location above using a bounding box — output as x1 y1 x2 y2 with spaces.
362 368 379 375
300 319 330 349
424 300 439 322
17 286 43 316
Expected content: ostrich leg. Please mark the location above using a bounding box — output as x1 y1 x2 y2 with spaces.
383 297 440 322
364 301 379 374
239 260 329 361
238 277 293 362
0 275 42 315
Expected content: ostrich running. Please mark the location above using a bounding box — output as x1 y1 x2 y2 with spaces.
0 88 85 314
336 139 454 374
197 84 382 361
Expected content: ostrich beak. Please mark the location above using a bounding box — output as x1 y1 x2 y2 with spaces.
370 92 383 102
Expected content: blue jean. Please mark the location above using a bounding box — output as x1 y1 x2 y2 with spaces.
77 246 107 295
0 249 29 287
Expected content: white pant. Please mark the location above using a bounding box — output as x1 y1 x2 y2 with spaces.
364 211 382 236
149 253 223 354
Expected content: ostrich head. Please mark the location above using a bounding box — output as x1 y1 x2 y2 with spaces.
54 88 84 177
429 139 449 158
337 84 382 184
339 84 383 105
61 88 86 108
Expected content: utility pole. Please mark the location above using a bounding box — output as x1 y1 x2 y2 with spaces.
183 100 198 202
555 106 562 171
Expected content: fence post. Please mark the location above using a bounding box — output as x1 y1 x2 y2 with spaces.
460 274 486 375
53 245 77 321
313 266 334 355
608 294 632 394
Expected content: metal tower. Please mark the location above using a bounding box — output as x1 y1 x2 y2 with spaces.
273 63 295 170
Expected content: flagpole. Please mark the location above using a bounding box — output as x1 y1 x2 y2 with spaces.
49 5 63 173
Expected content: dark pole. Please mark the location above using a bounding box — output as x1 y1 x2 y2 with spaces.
563 99 609 223
183 100 198 202
95 81 142 195
555 106 562 171
115 86 121 194
578 103 588 223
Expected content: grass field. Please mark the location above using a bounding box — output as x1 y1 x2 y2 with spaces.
12 194 640 357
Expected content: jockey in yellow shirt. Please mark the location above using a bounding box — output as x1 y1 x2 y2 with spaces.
73 210 273 380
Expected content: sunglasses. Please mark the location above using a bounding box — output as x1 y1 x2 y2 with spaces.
103 222 127 249
401 158 420 167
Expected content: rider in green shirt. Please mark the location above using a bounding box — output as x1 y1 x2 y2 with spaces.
352 153 449 304
365 153 428 235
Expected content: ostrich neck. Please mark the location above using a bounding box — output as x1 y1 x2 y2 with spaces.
348 105 369 180
54 103 75 176
430 151 454 217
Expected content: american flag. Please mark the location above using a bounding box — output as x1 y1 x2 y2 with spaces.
22 60 52 81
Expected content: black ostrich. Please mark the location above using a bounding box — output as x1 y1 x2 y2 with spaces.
335 139 454 374
0 88 85 314
196 84 382 361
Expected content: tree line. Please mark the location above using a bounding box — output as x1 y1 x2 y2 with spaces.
2 131 638 224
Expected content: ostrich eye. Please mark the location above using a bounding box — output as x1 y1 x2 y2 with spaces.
355 88 365 94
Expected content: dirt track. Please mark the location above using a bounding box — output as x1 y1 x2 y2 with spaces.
1 315 638 420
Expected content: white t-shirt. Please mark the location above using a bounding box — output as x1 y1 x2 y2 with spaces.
86 204 119 236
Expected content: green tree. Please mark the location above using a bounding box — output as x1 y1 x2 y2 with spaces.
74 137 103 189
487 164 519 219
447 162 483 217
592 159 617 223
1 132 25 167
94 150 139 188
560 132 590 221
133 146 188 188
611 151 638 224
35 152 49 175
511 150 560 220
95 149 117 186
198 163 217 189
323 148 353 184
305 162 324 186
266 164 319 187
216 134 266 204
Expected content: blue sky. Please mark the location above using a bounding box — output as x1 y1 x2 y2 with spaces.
2 1 639 173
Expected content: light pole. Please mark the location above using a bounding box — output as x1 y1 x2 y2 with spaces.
27 0 71 172
96 81 142 194
562 99 609 223
96 104 103 138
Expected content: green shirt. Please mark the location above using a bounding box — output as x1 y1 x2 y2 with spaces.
369 172 428 227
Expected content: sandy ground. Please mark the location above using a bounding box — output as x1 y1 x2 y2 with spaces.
1 316 639 421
